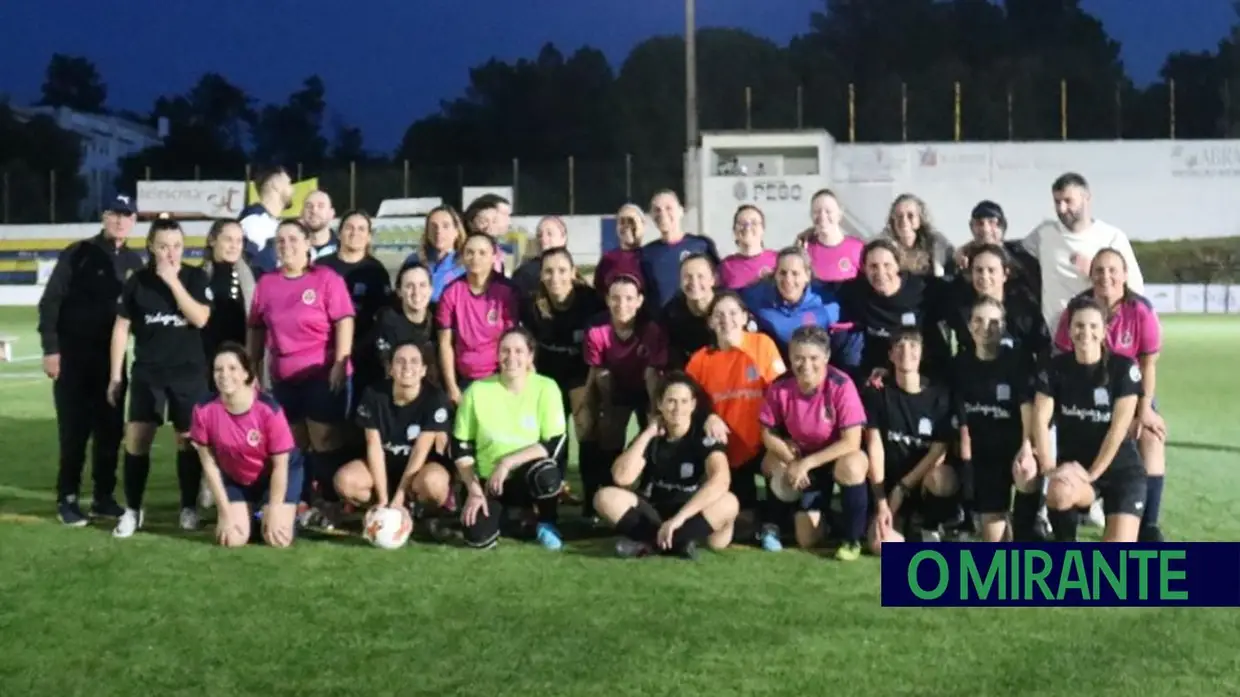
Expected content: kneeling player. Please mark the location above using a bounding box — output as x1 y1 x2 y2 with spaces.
454 329 568 550
593 373 739 560
190 344 300 548
1034 297 1146 543
334 343 453 537
863 329 955 548
953 297 1041 542
758 326 869 559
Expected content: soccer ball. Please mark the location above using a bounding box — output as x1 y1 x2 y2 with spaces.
768 472 800 503
363 507 413 550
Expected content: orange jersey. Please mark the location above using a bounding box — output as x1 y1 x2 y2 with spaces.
685 332 786 468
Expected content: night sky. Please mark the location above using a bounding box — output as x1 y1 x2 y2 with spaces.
0 0 1234 151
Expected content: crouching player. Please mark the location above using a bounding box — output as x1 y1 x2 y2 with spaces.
758 326 869 560
190 343 300 547
863 329 956 549
333 342 454 537
1034 297 1146 543
593 372 739 560
454 328 568 551
953 297 1041 542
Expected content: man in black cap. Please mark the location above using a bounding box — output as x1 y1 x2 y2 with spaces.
951 200 1042 307
37 194 145 526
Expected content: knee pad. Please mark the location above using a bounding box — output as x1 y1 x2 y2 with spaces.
463 498 501 549
524 458 563 501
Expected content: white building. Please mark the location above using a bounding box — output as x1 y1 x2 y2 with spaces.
11 106 164 219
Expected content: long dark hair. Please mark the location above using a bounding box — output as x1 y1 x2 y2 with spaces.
145 217 183 271
1065 295 1110 387
533 247 590 320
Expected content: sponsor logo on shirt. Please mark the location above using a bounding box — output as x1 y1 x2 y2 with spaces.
886 430 930 448
1062 405 1112 423
384 442 412 457
965 402 1013 420
433 408 448 423
144 312 187 327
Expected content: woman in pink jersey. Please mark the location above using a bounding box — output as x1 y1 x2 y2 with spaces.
580 275 669 509
594 203 645 297
1053 247 1166 541
718 205 777 290
797 189 864 283
758 326 870 559
436 232 520 406
247 219 355 522
191 343 300 548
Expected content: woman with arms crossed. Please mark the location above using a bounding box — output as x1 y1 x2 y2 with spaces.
594 372 740 560
192 343 299 547
759 326 870 559
1034 296 1147 543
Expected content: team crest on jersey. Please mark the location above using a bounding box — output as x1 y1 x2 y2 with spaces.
353 282 367 297
680 462 695 479
486 307 499 325
900 312 916 326
996 383 1010 402
204 287 214 302
1119 330 1134 348
407 425 422 440
246 429 262 446
357 404 370 418
702 436 717 447
1129 364 1142 382
1093 388 1110 406
801 312 817 326
838 258 851 272
918 417 933 436
433 408 448 423
522 415 537 430
302 289 317 305
745 366 759 382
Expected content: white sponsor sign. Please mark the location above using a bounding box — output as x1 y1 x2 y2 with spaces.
136 180 247 217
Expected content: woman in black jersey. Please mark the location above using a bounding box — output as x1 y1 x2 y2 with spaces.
201 220 254 374
862 329 956 546
1033 296 1147 544
838 239 951 383
660 253 718 370
952 296 1041 542
319 210 393 392
944 244 1049 362
107 218 213 539
374 262 439 388
593 372 740 560
333 342 453 536
520 247 604 492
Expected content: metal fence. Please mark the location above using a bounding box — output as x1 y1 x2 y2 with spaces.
2 78 1233 223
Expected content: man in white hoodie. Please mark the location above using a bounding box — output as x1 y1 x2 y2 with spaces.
1021 172 1147 530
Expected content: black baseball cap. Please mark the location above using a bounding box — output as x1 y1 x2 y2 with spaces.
105 194 136 215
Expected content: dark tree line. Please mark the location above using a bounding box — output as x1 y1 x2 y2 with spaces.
4 0 1240 223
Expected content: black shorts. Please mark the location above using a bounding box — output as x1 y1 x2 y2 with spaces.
972 458 1015 515
640 495 688 524
1093 464 1147 518
729 455 764 509
128 370 208 432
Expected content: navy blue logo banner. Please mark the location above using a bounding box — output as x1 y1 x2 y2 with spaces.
880 543 1240 607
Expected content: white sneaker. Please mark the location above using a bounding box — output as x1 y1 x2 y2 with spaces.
112 508 144 538
179 507 200 531
198 481 215 509
1084 499 1105 528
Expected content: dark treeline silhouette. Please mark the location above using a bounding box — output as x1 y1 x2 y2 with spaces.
3 0 1240 222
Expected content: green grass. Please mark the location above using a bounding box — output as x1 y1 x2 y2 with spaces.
1 307 1238 696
